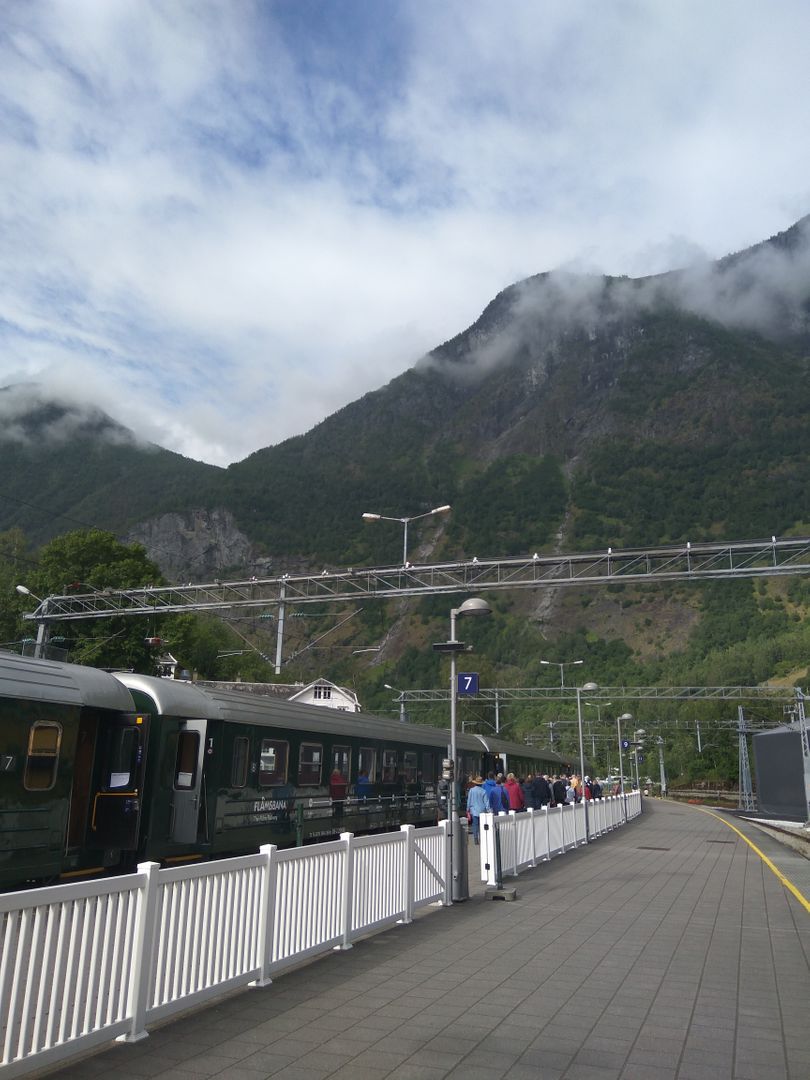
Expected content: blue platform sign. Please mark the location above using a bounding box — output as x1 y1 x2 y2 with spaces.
457 672 479 695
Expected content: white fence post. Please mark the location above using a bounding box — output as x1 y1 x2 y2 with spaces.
478 813 495 887
250 844 277 987
507 812 518 877
400 825 415 924
120 862 160 1044
339 832 355 950
439 819 452 904
527 808 537 867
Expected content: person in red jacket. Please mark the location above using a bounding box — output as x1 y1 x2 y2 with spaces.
330 768 348 819
505 772 525 811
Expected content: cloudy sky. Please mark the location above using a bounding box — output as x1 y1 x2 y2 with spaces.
1 1 809 465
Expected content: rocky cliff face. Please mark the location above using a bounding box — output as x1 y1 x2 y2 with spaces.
125 508 264 582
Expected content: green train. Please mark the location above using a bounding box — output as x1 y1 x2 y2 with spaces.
0 651 568 891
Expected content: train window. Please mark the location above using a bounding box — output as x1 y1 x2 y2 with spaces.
298 742 323 786
259 739 288 786
231 737 250 788
174 731 199 790
24 721 62 791
359 746 377 781
332 745 350 779
382 749 398 783
107 728 137 790
403 752 418 784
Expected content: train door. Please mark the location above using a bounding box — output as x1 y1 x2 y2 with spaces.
88 712 149 850
170 719 207 843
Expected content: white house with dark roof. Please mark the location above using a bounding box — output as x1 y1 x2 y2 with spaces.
191 676 361 712
287 678 360 712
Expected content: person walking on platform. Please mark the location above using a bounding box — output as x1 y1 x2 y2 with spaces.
505 772 525 811
552 775 568 807
465 776 489 844
533 772 553 807
494 774 510 812
522 773 537 809
482 772 500 812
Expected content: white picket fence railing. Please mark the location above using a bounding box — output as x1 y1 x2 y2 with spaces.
479 793 642 885
1 797 642 1078
0 822 450 1078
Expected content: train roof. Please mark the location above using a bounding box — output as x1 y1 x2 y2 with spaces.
113 672 556 761
0 650 135 711
0 653 565 766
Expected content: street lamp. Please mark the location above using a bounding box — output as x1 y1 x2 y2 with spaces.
362 504 451 566
575 681 599 842
633 729 646 790
618 712 633 823
433 596 491 901
540 658 583 687
384 683 407 723
16 585 50 659
585 700 611 763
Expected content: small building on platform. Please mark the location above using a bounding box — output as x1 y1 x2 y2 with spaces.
752 723 810 821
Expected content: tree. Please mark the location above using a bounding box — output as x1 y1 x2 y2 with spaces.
26 529 167 671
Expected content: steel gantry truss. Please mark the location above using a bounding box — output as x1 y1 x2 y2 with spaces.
19 534 810 672
379 685 800 705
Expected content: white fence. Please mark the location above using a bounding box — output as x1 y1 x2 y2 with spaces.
0 823 449 1079
1 798 641 1078
479 793 642 885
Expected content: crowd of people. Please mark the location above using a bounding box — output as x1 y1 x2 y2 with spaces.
463 771 604 842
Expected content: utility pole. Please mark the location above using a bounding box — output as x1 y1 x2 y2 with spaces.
737 706 756 812
657 737 667 797
794 689 810 824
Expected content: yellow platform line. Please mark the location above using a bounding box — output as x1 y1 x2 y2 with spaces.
687 804 810 915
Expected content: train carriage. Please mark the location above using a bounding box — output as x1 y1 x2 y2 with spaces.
1 651 568 890
0 652 149 888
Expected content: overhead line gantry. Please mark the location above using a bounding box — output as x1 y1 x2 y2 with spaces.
20 535 810 672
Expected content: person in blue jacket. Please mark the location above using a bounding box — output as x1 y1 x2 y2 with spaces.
465 776 490 843
486 773 509 812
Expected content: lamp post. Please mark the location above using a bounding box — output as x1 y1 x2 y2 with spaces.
657 736 667 797
633 729 646 790
539 658 583 687
585 700 611 764
433 596 491 901
384 683 407 723
16 585 50 660
362 504 451 566
575 681 599 842
618 712 633 823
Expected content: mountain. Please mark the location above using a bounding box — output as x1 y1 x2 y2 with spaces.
0 384 223 551
221 214 810 562
3 217 810 572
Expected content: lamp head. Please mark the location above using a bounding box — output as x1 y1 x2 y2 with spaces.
581 681 598 692
16 585 32 596
618 712 634 722
457 597 491 617
362 513 381 521
431 504 451 514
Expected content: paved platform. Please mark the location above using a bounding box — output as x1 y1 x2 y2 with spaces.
44 800 810 1080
